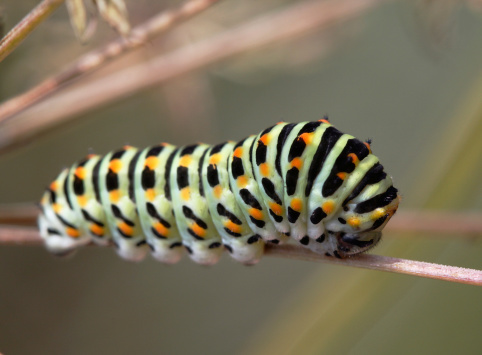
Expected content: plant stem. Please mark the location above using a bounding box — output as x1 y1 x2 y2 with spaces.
0 0 65 63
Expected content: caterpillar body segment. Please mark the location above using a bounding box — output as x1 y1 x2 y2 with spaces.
39 119 400 264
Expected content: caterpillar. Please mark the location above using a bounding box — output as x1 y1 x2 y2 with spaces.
38 119 400 265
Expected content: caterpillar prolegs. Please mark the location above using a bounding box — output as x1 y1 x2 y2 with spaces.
39 119 400 265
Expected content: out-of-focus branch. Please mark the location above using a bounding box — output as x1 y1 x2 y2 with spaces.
2 203 482 236
0 0 65 63
0 0 385 154
0 226 480 285
0 0 222 123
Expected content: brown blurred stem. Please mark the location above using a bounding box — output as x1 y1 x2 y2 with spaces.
0 0 222 123
0 0 383 154
0 225 480 286
0 0 65 63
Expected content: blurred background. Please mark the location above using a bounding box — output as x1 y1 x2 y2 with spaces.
0 0 481 354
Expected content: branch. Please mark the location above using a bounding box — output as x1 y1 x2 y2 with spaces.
0 0 65 63
0 226 480 286
0 0 222 123
0 0 384 154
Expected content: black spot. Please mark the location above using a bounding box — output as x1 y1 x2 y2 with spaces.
117 227 132 239
136 240 146 247
239 189 262 210
207 164 220 187
56 214 77 229
63 172 73 209
338 218 347 224
111 204 135 226
300 236 310 245
106 170 119 191
73 174 84 195
181 145 197 156
370 214 389 230
182 206 208 229
247 235 260 244
151 227 167 239
169 242 183 249
211 142 227 155
47 228 61 236
187 228 204 240
224 228 242 237
288 121 321 161
316 234 325 243
287 207 300 223
217 204 242 224
224 244 233 253
146 203 171 228
146 145 164 157
141 166 155 190
198 148 208 197
111 149 126 160
269 239 279 244
325 252 331 257
185 245 193 254
269 209 283 223
354 186 398 214
333 251 342 259
286 168 299 196
209 242 222 249
256 141 267 165
341 234 374 248
261 178 283 205
249 216 265 228
81 209 104 227
310 207 327 224
177 166 189 189
231 157 244 179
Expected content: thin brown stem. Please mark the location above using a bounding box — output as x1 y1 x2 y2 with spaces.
0 226 480 285
0 0 222 123
0 0 384 154
0 0 65 63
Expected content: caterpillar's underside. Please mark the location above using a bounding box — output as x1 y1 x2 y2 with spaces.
39 119 400 265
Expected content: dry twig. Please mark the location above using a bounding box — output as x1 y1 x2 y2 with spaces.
0 0 65 63
0 0 222 123
0 225 480 286
0 0 383 154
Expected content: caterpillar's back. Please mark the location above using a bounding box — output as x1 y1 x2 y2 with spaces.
39 119 400 265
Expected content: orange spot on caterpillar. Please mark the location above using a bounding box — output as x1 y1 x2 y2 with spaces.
118 222 133 237
322 200 335 214
290 198 302 212
144 156 159 170
237 175 248 188
276 121 285 125
66 227 80 238
213 185 223 199
53 203 61 213
259 134 270 145
209 153 221 165
298 132 313 145
109 190 121 203
75 166 86 179
181 187 190 201
291 157 303 169
348 153 359 165
191 223 206 238
347 217 360 228
269 202 283 216
224 220 243 234
233 147 243 158
50 181 58 191
318 119 330 124
337 172 348 180
249 208 264 220
145 188 156 202
90 224 104 236
86 154 96 159
364 142 372 153
153 222 169 237
123 145 134 150
109 159 122 173
77 195 87 207
260 163 270 176
179 155 191 167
